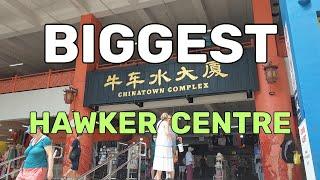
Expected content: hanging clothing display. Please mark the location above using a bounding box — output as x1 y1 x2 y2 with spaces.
233 134 242 147
211 136 218 146
225 135 233 146
217 136 226 146
98 146 108 165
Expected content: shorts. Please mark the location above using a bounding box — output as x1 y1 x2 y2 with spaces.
16 168 47 180
179 166 186 173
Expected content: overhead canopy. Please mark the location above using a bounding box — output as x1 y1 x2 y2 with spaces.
0 0 254 78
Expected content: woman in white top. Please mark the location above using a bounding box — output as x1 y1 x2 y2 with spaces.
153 113 175 180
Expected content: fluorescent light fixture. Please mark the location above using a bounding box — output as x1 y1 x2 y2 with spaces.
240 135 244 138
7 138 13 141
9 129 13 132
22 125 29 128
9 63 24 67
231 125 239 129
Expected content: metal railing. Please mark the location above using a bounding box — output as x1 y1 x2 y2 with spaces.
79 140 146 180
0 155 25 180
0 146 63 180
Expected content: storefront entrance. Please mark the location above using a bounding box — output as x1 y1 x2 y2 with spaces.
98 94 262 180
149 100 260 180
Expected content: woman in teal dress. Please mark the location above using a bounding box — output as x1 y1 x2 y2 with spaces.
16 127 53 180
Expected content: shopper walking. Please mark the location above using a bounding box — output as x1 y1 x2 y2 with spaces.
16 127 53 180
63 134 82 179
153 113 175 180
200 154 208 178
185 147 194 180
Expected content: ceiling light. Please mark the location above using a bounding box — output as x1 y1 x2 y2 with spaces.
186 95 193 103
9 129 13 132
22 125 29 128
9 63 24 67
7 138 13 141
240 135 244 138
134 101 143 107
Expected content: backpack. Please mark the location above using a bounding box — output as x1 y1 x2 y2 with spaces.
281 139 295 163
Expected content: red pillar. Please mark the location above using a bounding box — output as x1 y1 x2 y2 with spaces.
63 14 101 176
251 0 301 179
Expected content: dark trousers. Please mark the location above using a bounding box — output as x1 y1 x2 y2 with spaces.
200 166 206 177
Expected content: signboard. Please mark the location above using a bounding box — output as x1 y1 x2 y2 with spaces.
280 0 320 178
299 119 316 180
84 48 258 106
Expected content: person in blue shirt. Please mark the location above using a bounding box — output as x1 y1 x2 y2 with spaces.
16 127 53 180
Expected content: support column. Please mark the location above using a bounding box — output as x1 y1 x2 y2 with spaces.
63 14 101 176
251 0 300 179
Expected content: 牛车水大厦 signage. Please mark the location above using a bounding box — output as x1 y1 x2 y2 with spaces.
84 48 258 106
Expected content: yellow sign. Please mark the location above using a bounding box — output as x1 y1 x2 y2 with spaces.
103 61 228 92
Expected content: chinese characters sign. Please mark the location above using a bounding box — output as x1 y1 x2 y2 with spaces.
84 49 258 106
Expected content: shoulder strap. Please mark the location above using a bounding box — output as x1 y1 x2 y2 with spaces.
30 138 35 145
156 120 163 130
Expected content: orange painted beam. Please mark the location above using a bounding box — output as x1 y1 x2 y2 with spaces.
251 0 301 179
62 14 102 176
51 131 129 144
0 69 74 94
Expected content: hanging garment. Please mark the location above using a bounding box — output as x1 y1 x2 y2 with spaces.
218 137 226 146
211 136 218 146
225 135 233 146
233 134 242 147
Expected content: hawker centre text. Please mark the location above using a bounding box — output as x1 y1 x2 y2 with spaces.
45 24 277 64
29 111 291 134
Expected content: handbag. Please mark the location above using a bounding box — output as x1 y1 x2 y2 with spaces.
173 148 178 163
173 153 179 163
69 149 77 160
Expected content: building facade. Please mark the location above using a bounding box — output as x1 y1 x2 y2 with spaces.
0 0 318 179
